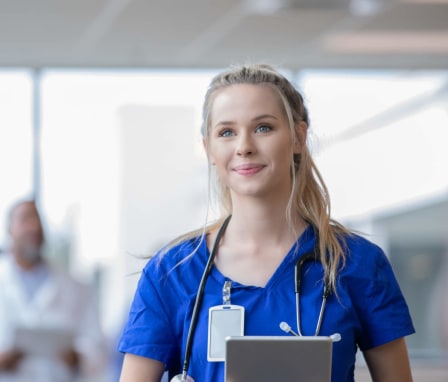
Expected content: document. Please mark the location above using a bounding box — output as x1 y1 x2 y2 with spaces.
13 326 74 356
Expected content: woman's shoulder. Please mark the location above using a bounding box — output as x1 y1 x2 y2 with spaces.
344 232 384 255
144 234 206 272
340 232 391 275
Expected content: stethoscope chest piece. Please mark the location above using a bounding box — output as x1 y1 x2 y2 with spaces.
170 374 195 382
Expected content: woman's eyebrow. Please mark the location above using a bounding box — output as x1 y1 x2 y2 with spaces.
252 114 278 121
213 114 278 129
213 120 234 129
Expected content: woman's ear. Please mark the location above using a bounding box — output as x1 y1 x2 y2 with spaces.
293 121 308 154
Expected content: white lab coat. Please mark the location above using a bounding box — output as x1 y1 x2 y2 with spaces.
0 254 107 382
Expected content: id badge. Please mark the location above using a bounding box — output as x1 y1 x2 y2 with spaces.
207 304 244 361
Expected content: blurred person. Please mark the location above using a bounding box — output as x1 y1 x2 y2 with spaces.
0 199 107 381
118 64 414 381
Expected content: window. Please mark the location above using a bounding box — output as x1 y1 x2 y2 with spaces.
0 70 33 248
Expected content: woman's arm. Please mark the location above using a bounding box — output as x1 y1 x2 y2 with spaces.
363 337 413 382
119 353 165 382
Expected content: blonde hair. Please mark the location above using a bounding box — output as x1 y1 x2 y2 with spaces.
166 64 350 292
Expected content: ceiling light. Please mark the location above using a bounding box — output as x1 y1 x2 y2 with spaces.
243 0 289 14
350 0 385 16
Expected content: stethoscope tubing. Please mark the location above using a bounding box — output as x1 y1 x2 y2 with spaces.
178 215 231 381
294 249 331 336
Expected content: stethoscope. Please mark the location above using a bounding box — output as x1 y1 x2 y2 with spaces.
283 249 332 337
171 215 332 382
170 216 231 382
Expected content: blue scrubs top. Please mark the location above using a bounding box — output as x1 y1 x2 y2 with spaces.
118 226 415 382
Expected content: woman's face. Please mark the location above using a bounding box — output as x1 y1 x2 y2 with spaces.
206 84 305 200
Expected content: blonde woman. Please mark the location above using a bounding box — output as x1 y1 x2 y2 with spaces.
118 64 414 382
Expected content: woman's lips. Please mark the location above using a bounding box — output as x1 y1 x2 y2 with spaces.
233 163 265 176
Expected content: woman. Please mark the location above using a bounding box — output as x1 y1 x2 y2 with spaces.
118 64 414 381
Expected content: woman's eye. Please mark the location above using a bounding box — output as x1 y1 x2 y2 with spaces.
218 129 235 137
256 125 272 133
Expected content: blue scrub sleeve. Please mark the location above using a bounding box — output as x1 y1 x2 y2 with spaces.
353 248 415 351
118 264 179 368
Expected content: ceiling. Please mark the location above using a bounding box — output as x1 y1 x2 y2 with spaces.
0 0 447 70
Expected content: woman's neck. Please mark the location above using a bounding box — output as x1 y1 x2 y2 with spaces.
224 197 306 247
211 201 307 287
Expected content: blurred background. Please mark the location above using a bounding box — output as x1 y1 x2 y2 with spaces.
0 0 447 380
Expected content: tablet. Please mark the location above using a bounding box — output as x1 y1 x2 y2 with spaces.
225 336 332 382
13 327 74 356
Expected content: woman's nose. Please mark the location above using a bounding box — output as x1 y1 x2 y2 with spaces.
236 133 255 156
